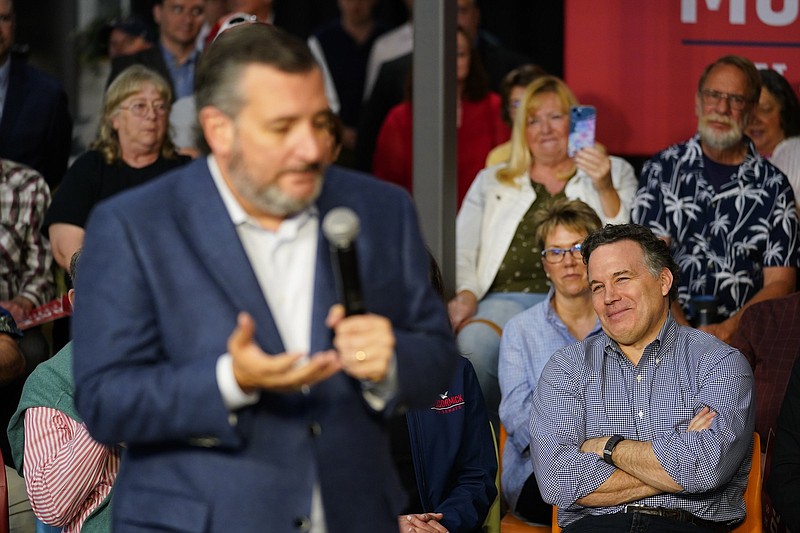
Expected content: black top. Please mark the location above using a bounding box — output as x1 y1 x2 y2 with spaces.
43 150 190 234
312 19 386 128
702 153 739 191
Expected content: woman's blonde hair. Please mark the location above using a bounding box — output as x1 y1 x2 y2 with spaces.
497 75 578 186
90 65 178 165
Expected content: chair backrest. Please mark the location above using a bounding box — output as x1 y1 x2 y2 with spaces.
498 424 554 532
732 432 762 533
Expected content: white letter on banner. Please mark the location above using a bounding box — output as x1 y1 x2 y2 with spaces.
681 0 746 24
756 0 798 26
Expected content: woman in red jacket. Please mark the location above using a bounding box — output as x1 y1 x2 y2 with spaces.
372 26 508 207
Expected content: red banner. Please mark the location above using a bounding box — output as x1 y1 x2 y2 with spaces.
565 0 800 156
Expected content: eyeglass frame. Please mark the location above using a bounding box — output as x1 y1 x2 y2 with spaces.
541 243 583 264
699 89 753 111
117 101 169 118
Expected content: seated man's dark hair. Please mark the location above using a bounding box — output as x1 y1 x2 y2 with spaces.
581 223 680 302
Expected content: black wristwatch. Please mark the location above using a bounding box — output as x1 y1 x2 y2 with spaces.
603 435 625 466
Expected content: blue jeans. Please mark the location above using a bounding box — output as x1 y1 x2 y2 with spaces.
36 517 61 533
456 292 546 432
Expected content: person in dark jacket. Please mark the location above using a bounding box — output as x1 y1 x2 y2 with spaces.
390 255 498 533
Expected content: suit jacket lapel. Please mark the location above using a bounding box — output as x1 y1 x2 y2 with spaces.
310 175 340 354
174 160 285 355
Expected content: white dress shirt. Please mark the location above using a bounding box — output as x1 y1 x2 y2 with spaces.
207 155 327 533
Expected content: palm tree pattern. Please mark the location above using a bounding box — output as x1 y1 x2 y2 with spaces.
632 135 800 321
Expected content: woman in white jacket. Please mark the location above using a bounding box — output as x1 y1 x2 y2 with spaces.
447 75 638 429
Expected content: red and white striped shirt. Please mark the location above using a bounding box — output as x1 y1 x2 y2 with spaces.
23 406 120 532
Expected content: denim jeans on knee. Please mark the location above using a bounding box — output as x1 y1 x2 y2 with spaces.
456 291 546 431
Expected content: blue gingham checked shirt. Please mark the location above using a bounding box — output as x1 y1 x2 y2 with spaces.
530 315 754 528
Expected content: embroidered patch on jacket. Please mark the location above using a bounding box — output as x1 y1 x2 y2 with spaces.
430 391 465 414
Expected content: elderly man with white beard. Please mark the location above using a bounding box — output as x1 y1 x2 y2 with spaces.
632 54 799 344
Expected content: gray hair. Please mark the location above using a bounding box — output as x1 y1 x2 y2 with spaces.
194 23 319 153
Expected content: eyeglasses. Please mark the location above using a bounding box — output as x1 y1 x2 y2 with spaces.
700 89 751 111
118 101 169 118
541 243 583 264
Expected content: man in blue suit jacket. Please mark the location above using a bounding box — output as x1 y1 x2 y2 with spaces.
0 0 72 189
72 23 457 533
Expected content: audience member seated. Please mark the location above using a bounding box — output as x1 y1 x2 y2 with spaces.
372 26 508 206
486 64 546 167
449 75 636 430
308 0 386 168
0 0 73 190
499 198 603 526
766 356 800 532
728 291 800 449
745 68 800 212
390 254 497 533
8 250 120 533
532 223 754 531
0 157 54 420
108 0 205 100
354 51 410 173
0 305 47 469
44 65 190 271
633 55 799 344
363 0 412 102
357 0 529 174
103 16 154 59
455 0 530 95
172 12 260 158
0 158 54 326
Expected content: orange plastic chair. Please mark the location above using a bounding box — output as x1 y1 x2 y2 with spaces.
732 432 762 533
498 424 553 532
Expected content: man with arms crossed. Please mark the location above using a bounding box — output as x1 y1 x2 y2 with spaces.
73 24 456 533
531 224 754 532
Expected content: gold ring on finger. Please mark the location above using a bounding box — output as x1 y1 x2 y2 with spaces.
355 350 367 362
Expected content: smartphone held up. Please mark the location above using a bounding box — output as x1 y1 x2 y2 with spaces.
568 105 596 158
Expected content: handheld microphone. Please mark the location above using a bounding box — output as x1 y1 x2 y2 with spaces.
322 207 366 316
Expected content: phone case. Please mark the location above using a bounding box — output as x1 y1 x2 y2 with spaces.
568 105 596 157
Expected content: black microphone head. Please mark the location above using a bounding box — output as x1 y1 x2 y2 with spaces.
322 207 360 249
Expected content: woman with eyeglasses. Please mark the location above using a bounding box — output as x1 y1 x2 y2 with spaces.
44 65 190 270
498 198 603 525
449 75 637 432
745 69 800 212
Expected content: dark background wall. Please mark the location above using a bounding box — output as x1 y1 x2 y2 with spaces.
128 0 565 76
